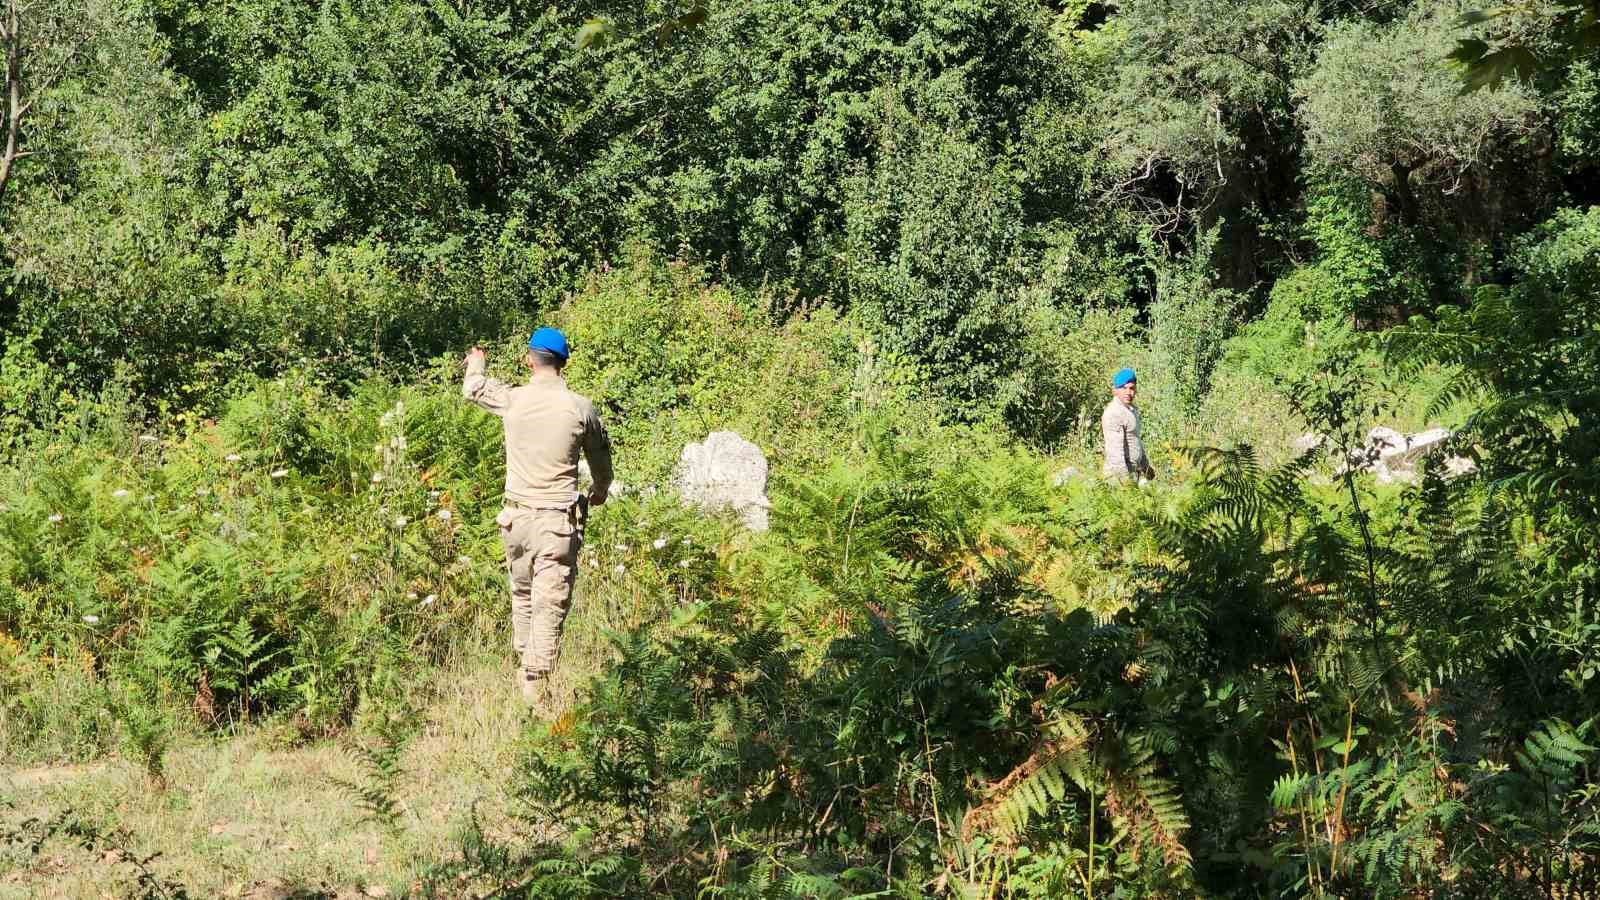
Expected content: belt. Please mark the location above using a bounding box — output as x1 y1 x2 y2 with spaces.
504 494 587 515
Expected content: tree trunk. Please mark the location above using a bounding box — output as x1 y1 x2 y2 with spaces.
1388 159 1451 314
0 1 21 208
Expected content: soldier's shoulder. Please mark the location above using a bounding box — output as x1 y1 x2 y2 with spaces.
564 387 600 415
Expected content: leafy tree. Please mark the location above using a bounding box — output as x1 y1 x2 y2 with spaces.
0 0 94 205
1092 0 1315 287
1296 6 1544 303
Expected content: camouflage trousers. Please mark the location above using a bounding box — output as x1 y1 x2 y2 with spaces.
496 501 584 679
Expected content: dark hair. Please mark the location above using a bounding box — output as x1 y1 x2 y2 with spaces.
529 349 565 370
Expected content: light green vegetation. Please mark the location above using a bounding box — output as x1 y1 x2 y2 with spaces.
3 0 1599 897
3 650 527 899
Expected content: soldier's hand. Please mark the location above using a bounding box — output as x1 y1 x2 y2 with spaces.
464 346 486 368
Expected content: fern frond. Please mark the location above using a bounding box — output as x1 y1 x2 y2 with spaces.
1103 737 1193 871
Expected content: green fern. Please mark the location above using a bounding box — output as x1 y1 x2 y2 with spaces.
331 704 420 833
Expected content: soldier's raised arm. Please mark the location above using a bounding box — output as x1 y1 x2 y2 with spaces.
461 346 512 415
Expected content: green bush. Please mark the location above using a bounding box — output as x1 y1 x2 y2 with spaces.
556 251 925 484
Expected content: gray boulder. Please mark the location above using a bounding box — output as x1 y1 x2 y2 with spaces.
673 431 771 531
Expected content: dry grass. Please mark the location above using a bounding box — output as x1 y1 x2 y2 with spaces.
0 648 551 899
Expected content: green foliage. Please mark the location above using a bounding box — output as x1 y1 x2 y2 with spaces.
0 366 516 760
1555 58 1600 173
1297 8 1539 186
332 702 421 834
107 681 174 791
1450 0 1600 91
557 251 927 482
1391 207 1600 529
0 332 65 454
1145 228 1242 423
1095 0 1312 207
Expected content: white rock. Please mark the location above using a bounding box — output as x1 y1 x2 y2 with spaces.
577 458 627 497
673 431 771 531
1346 427 1461 484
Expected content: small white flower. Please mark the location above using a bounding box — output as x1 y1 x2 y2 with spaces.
82 614 99 624
436 509 452 522
47 513 62 523
350 553 359 562
371 472 384 483
614 563 626 575
457 555 472 565
225 454 242 463
652 538 668 550
111 490 130 499
613 544 628 552
407 591 419 600
421 594 436 607
681 537 693 546
138 435 158 444
142 494 155 501
195 487 208 496
393 515 407 528
678 559 691 569
429 490 441 500
270 469 289 479
210 512 222 520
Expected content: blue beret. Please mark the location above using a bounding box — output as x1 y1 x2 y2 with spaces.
1112 367 1137 388
528 327 570 361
